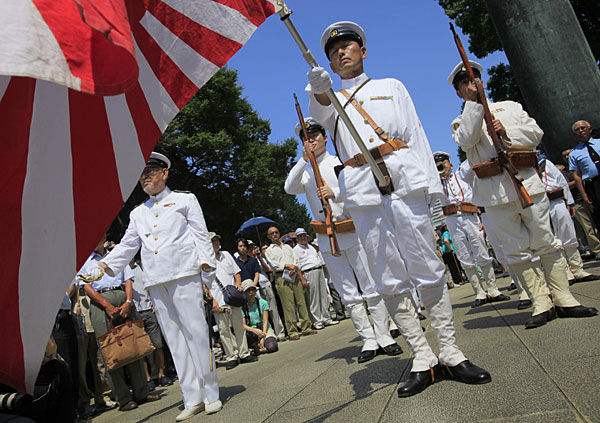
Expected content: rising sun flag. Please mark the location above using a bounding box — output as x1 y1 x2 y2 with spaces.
0 0 279 393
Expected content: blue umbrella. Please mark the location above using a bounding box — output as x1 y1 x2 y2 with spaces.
237 216 276 246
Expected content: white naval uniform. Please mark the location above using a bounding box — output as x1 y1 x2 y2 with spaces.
541 160 590 279
102 187 219 409
309 74 466 371
441 171 502 299
285 151 396 351
452 100 580 316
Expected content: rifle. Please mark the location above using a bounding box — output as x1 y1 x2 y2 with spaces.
293 93 341 257
450 23 533 208
276 1 392 192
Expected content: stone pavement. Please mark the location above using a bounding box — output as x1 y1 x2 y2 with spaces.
93 262 600 423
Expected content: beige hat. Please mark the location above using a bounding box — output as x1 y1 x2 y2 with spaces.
241 279 257 292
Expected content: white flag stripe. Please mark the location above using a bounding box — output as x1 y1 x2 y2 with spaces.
133 38 179 132
19 81 75 393
160 0 257 45
105 95 147 201
141 12 219 91
0 76 10 100
0 1 81 91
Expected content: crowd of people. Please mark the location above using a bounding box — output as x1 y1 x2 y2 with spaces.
6 18 600 423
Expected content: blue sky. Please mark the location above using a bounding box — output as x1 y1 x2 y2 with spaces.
228 0 507 215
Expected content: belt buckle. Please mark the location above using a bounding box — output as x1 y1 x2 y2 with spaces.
354 153 367 167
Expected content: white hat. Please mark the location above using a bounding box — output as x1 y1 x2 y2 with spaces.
447 60 484 85
241 279 257 292
433 151 450 162
295 228 308 236
320 21 366 59
294 117 324 136
147 151 171 169
208 232 221 240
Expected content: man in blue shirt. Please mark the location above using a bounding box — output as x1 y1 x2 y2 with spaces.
568 119 600 227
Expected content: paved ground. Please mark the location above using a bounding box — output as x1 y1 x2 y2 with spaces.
93 261 600 423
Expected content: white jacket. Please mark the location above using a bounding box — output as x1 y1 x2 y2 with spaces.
309 73 442 208
542 159 574 205
103 187 215 287
452 100 545 207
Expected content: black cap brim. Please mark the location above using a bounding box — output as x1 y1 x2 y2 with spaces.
324 31 363 60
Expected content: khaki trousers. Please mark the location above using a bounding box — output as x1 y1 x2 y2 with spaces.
214 306 250 362
573 202 600 255
274 276 311 336
89 290 148 405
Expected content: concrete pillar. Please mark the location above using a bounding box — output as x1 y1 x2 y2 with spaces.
485 0 600 160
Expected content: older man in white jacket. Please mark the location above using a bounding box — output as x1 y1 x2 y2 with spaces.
307 21 490 397
91 152 221 421
449 61 597 329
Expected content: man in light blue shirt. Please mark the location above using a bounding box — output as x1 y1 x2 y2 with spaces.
78 234 159 412
568 119 600 227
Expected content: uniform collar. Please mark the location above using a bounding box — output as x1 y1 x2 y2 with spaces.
149 186 171 203
341 73 369 90
316 151 331 164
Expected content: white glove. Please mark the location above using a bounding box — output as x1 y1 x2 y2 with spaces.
307 66 332 94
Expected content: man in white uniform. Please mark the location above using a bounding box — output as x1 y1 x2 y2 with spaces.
449 60 597 329
90 152 222 421
538 155 597 283
293 227 338 329
434 151 509 307
307 21 490 396
284 118 401 362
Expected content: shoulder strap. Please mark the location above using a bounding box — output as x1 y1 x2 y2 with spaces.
339 88 391 143
332 78 372 156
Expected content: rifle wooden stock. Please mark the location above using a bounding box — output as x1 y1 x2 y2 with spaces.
293 94 341 256
450 23 533 208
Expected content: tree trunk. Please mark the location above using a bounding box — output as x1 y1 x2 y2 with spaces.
485 0 600 160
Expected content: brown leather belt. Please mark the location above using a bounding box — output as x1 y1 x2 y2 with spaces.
343 138 408 168
547 189 564 201
311 218 355 235
472 151 537 179
442 202 479 216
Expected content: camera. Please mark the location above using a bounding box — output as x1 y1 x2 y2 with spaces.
436 162 445 172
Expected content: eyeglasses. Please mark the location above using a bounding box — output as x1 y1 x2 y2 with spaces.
574 126 591 132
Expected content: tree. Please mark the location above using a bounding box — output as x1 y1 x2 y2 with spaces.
111 68 312 250
438 0 600 102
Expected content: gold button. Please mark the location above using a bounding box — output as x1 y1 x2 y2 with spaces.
154 236 158 241
364 119 369 124
153 224 158 228
368 136 375 143
154 213 159 218
154 251 158 255
359 100 364 105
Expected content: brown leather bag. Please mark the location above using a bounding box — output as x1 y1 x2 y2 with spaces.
472 151 538 179
547 189 564 201
98 320 155 371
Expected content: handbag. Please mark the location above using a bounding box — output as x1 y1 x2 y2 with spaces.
215 277 246 307
98 319 155 371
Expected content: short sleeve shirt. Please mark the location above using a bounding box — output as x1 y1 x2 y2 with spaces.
440 231 455 254
234 255 261 282
78 251 126 291
569 138 600 180
246 298 270 328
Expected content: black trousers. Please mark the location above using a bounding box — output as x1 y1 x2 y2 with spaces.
584 176 600 230
442 251 464 285
51 310 79 413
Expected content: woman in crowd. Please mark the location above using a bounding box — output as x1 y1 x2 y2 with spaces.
241 280 279 355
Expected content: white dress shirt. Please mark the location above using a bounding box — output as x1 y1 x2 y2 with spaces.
102 187 215 287
265 243 297 272
130 263 153 312
309 73 442 208
452 100 545 207
210 250 240 307
293 243 324 271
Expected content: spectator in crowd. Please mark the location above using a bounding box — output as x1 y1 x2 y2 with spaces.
235 239 262 287
78 234 160 412
438 225 464 286
209 233 256 369
568 120 600 228
265 226 315 340
241 280 279 355
293 228 338 329
249 243 286 341
562 148 600 260
128 257 173 388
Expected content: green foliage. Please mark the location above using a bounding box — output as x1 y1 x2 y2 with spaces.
113 68 311 250
486 63 525 104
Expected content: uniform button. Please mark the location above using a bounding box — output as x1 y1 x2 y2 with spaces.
154 251 158 255
154 236 159 241
154 213 159 218
153 224 158 228
368 136 375 143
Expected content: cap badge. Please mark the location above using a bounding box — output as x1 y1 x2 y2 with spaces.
330 29 339 37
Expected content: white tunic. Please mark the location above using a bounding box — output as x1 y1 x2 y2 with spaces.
308 73 442 208
451 100 545 207
541 159 574 205
441 171 474 206
103 187 215 287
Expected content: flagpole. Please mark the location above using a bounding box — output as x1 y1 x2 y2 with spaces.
276 1 391 189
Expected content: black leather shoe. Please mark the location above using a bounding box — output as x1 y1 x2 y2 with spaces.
574 274 600 283
471 298 487 308
442 360 491 384
380 343 403 356
489 294 510 302
240 355 258 364
118 401 138 412
417 312 427 320
508 282 517 291
135 391 161 405
390 329 401 339
225 360 239 370
517 299 532 310
525 308 556 329
357 349 377 363
555 305 598 318
397 366 441 398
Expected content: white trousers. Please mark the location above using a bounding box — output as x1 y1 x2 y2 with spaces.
149 274 219 409
348 190 465 370
548 199 589 278
446 213 501 299
320 234 395 350
304 267 333 325
214 306 249 362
